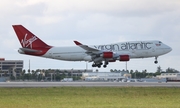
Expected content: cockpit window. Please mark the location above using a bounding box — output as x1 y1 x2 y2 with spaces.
159 41 162 43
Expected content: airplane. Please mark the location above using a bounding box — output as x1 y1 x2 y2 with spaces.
12 25 172 68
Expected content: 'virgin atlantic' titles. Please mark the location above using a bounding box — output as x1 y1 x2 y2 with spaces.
94 42 153 51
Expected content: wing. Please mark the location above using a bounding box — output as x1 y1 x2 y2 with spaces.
74 40 104 59
74 40 118 60
74 40 130 68
74 41 100 52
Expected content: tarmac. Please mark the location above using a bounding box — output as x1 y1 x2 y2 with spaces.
0 82 180 87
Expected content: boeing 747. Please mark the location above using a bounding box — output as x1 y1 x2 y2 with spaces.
12 25 172 68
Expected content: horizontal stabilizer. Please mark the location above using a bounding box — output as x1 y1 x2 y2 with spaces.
19 48 42 53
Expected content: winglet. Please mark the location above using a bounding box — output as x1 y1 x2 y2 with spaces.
74 41 82 45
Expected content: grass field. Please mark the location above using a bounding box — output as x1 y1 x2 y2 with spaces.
0 87 180 108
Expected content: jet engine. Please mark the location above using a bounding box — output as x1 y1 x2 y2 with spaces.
119 55 130 61
101 52 118 58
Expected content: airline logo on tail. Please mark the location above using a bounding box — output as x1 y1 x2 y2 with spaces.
21 33 38 49
13 25 52 56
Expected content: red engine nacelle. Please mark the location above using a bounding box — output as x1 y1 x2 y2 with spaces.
109 60 116 62
119 55 130 61
102 52 113 58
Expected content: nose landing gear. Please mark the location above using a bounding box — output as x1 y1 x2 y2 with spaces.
154 57 158 64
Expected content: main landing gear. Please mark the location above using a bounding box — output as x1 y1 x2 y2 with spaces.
154 56 158 64
103 61 108 68
92 61 109 68
92 62 103 68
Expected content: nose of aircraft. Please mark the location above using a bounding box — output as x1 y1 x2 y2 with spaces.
168 46 172 52
165 45 172 53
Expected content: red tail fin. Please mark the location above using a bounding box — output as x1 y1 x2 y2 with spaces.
12 25 50 49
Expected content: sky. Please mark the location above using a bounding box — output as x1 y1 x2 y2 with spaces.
0 0 180 72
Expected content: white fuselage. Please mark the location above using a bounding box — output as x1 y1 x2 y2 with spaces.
41 40 172 62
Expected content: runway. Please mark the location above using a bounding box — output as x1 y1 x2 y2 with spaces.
0 82 180 87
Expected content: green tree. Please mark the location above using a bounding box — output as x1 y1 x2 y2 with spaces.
142 70 147 78
157 66 162 73
134 70 138 78
22 69 26 75
28 69 31 73
155 66 162 76
166 67 179 73
31 70 37 80
130 70 133 74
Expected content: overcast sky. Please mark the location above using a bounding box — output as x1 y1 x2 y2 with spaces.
0 0 179 72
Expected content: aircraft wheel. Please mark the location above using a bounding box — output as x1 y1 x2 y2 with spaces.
105 61 109 65
155 61 158 64
92 64 96 67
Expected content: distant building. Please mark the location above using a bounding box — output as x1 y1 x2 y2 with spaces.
0 58 23 79
156 73 180 79
43 69 93 81
82 71 129 81
156 73 180 82
46 69 93 77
